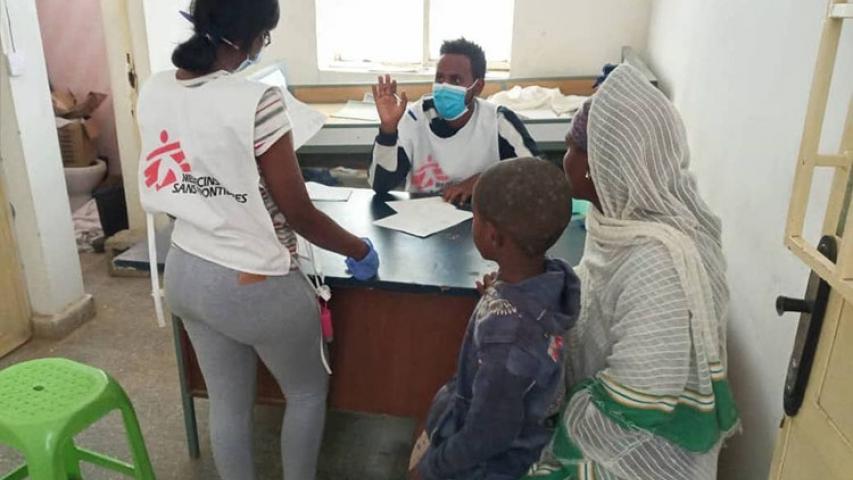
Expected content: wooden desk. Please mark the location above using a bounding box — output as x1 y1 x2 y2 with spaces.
114 189 585 457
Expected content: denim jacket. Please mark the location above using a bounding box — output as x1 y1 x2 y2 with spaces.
419 259 581 480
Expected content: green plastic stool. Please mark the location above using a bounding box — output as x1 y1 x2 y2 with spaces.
0 358 156 480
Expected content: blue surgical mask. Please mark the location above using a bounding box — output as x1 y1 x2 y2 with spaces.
235 50 262 72
432 81 477 121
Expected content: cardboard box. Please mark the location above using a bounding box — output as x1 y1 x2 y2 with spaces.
51 89 77 115
57 118 99 168
51 89 107 168
52 90 107 119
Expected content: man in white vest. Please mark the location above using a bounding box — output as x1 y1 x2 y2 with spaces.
369 38 540 204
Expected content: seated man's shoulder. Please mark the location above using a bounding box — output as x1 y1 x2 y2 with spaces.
495 103 522 119
493 102 530 125
415 96 435 118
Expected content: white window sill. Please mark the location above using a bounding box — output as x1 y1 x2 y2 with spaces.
318 63 511 80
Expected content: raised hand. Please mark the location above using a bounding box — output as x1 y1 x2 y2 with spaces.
372 74 409 135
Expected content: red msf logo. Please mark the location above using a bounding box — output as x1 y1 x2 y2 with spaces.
144 130 191 191
412 156 449 191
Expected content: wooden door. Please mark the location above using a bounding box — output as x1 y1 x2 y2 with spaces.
0 168 32 357
769 1 853 477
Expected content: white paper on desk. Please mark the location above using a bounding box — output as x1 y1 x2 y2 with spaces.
374 208 472 238
331 100 380 122
306 182 352 202
386 196 449 213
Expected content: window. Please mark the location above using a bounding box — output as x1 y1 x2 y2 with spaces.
315 0 514 73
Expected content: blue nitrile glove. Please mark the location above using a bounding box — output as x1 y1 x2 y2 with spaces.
345 238 379 280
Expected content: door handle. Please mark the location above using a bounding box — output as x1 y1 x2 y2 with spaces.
775 235 836 416
776 296 812 315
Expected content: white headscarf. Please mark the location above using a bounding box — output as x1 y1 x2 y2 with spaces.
554 64 736 480
586 63 729 368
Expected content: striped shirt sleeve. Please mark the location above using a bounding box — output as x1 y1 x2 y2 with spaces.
254 87 292 156
497 106 541 159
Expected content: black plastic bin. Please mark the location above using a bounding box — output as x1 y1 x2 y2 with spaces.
93 176 129 238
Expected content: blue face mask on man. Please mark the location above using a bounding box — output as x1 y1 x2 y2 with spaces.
432 80 479 121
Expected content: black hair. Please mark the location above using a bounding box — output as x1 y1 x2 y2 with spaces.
172 0 280 73
439 37 487 80
474 158 573 257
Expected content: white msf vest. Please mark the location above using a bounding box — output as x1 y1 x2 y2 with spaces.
137 71 290 275
404 98 500 192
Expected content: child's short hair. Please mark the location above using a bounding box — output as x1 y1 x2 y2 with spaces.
474 158 573 257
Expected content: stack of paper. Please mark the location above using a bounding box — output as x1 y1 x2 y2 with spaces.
374 197 473 238
330 100 381 122
306 182 352 202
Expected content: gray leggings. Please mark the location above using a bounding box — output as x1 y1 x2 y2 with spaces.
165 246 328 480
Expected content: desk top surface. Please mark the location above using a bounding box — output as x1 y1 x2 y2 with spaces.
311 103 574 128
114 189 586 296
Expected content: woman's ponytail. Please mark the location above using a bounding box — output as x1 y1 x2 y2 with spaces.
172 34 217 73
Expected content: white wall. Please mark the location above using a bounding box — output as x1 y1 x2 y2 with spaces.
645 1 852 479
510 0 652 78
0 0 86 315
144 0 652 84
144 0 191 75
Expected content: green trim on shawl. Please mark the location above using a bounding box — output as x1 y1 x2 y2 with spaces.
523 381 595 480
587 375 739 453
523 374 740 480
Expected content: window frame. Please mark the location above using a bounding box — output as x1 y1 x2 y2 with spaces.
319 0 512 74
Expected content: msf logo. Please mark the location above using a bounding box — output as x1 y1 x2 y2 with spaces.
411 155 449 191
144 130 191 191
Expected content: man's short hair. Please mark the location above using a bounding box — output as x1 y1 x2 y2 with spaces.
474 158 573 257
440 38 487 80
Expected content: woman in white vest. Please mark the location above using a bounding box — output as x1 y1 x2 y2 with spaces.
136 1 379 478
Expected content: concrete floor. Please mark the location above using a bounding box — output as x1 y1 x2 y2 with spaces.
0 253 414 479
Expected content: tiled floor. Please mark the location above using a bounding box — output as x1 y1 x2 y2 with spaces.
0 253 414 479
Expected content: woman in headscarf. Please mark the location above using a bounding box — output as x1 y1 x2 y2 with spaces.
526 64 739 480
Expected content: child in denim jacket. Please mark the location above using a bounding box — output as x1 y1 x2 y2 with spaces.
412 157 581 480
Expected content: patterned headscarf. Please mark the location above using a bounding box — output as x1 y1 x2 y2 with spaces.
568 98 593 151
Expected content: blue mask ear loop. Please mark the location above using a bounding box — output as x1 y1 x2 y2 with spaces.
454 79 481 119
179 10 240 51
